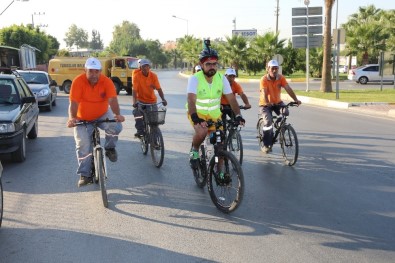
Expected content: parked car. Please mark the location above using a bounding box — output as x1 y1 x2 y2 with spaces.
0 69 39 162
17 70 57 111
348 64 394 84
338 65 348 74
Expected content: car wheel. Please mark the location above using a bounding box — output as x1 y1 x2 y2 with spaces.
27 117 38 139
13 130 26 162
359 76 368 84
64 81 72 94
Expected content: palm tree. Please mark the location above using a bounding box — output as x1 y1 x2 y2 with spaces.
177 36 201 70
250 32 285 67
221 35 248 75
320 0 335 92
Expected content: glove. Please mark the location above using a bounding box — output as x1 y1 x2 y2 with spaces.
191 113 204 125
132 103 137 108
235 115 245 126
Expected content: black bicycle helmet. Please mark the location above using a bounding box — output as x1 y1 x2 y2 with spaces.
199 39 219 62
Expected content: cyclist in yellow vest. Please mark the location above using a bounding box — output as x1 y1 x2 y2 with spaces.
186 40 245 168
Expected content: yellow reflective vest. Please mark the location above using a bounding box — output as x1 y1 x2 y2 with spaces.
191 71 223 119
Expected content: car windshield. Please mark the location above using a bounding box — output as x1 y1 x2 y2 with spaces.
19 72 48 84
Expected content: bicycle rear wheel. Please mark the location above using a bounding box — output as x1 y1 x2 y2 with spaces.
0 179 3 227
95 148 108 208
192 145 208 188
150 126 164 168
226 130 243 165
280 124 299 166
207 151 244 213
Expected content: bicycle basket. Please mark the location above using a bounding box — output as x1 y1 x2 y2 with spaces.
146 108 166 125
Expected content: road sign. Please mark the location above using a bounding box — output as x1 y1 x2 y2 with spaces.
292 16 322 26
292 25 322 35
292 35 323 48
332 28 346 44
292 7 323 16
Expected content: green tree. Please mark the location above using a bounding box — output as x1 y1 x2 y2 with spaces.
108 21 141 55
343 5 389 65
250 32 285 67
221 35 248 75
64 24 89 50
176 36 201 69
0 24 55 63
90 29 104 50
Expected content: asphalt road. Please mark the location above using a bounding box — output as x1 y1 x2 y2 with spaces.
0 70 394 263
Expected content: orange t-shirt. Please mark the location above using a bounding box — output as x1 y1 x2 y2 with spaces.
70 73 117 121
132 70 160 103
132 68 141 78
259 74 288 106
221 80 244 105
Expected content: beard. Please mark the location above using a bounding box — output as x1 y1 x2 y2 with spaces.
203 68 217 77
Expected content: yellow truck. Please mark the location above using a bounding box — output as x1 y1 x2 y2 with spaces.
48 56 139 94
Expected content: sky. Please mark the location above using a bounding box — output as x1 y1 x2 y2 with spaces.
1 0 394 49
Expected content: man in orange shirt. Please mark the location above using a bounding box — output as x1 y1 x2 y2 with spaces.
67 57 125 187
132 59 167 137
259 59 301 153
221 68 251 130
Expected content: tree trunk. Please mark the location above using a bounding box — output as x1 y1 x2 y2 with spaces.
320 0 335 92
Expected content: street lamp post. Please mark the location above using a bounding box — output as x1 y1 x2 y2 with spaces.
172 15 189 36
0 0 29 16
32 11 46 28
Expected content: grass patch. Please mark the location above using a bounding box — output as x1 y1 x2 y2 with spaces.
292 89 395 103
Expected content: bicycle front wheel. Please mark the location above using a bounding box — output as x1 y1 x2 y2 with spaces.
95 148 108 208
150 126 164 168
280 124 299 166
140 133 149 155
226 130 243 165
207 151 244 213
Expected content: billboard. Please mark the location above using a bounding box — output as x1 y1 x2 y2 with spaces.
232 29 257 39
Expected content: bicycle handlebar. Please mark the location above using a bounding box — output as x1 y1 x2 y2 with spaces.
75 118 117 126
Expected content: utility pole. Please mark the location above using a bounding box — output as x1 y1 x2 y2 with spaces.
275 0 280 34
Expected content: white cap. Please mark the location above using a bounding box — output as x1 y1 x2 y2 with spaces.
225 68 236 76
195 65 202 71
140 59 151 66
267 60 279 67
85 57 101 70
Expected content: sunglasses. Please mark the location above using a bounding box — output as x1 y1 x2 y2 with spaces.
204 62 218 67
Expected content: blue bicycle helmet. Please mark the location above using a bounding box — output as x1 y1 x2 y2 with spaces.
199 39 219 62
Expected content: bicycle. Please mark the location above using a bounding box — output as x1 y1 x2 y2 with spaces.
256 101 299 166
191 120 244 214
136 102 166 168
222 105 248 165
75 119 116 208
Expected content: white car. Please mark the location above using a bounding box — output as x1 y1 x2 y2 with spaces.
348 64 394 84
